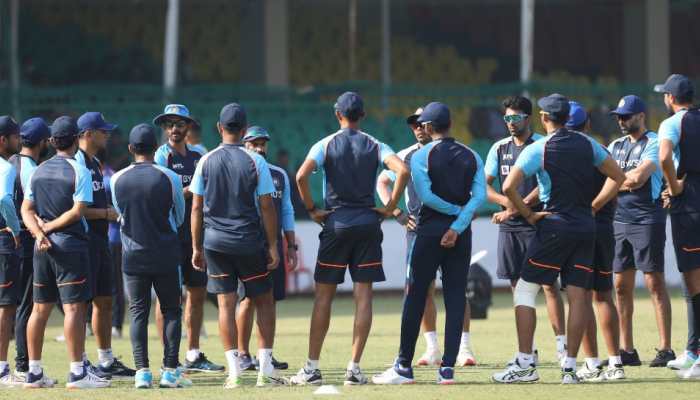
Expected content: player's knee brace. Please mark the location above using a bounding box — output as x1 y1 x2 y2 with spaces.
513 279 540 308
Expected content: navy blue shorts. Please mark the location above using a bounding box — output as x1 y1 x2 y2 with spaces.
0 253 20 306
180 239 207 288
314 223 385 284
33 248 91 304
238 242 286 301
88 236 115 298
613 222 666 273
670 213 700 273
521 228 596 289
592 224 614 292
497 230 535 281
205 248 272 298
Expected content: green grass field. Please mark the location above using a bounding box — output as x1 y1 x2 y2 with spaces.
4 289 698 399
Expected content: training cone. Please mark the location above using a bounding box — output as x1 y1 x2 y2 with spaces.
314 385 341 395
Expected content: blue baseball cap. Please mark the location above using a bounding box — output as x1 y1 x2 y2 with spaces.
219 103 247 130
0 116 19 137
243 126 271 142
153 104 195 126
334 92 365 119
20 117 50 144
537 93 570 121
416 102 450 127
609 95 647 116
566 101 588 129
50 116 79 138
77 112 118 133
129 123 158 148
654 74 694 98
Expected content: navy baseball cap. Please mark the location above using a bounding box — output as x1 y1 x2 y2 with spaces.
334 92 364 118
654 74 694 98
537 93 570 121
219 103 247 130
0 116 19 137
129 123 158 148
406 107 423 125
153 104 195 126
610 95 647 116
243 126 271 142
417 102 450 127
50 116 79 138
566 101 588 129
20 117 50 144
77 112 118 133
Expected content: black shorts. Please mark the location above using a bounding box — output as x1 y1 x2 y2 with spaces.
314 223 385 284
180 240 207 288
592 225 614 292
0 253 20 306
88 237 115 298
670 213 700 273
205 248 272 298
613 222 666 273
33 248 91 304
238 242 286 301
521 228 596 289
497 230 535 281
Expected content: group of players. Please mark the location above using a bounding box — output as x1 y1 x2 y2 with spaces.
0 72 697 389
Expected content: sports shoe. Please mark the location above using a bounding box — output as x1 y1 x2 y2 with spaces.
271 356 288 370
23 371 56 388
492 360 539 383
506 350 539 367
667 350 698 370
457 347 477 366
416 348 442 367
604 365 626 380
679 360 700 379
159 368 192 388
100 357 136 378
184 353 225 373
85 360 111 380
239 354 257 371
620 349 641 366
372 362 415 385
343 368 368 385
66 370 111 389
576 363 604 382
437 366 455 385
256 369 286 387
561 368 580 384
288 367 322 386
649 349 676 368
134 368 153 389
0 367 24 388
223 375 242 389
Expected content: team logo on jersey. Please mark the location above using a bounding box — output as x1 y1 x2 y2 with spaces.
501 165 511 175
502 153 514 161
172 163 184 169
165 105 182 115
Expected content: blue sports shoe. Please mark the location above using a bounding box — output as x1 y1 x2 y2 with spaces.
183 353 225 373
437 366 455 385
134 368 153 389
159 368 192 388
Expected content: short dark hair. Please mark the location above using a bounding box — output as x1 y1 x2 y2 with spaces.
569 122 586 131
131 144 155 155
547 113 568 125
675 92 695 105
21 138 40 148
222 123 243 135
50 136 76 151
502 96 533 116
433 123 449 133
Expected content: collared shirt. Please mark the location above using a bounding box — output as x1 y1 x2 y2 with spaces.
8 154 38 256
659 108 700 214
75 149 109 238
269 163 295 235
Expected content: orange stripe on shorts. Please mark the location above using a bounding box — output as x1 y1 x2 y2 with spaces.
528 259 561 271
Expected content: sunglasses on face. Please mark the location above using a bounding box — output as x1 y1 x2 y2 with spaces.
503 114 527 124
616 114 634 122
163 120 188 129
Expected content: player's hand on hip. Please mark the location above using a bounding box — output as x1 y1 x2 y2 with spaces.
526 211 551 226
440 229 459 248
310 209 332 225
267 246 280 270
372 206 395 220
192 249 207 272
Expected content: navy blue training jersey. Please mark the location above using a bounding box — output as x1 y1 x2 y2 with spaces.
8 154 38 257
25 155 93 251
660 108 700 215
381 143 422 219
111 162 185 273
485 133 544 231
75 149 109 238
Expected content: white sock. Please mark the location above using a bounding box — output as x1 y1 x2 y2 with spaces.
424 331 438 352
186 349 201 363
517 352 534 367
98 348 114 367
258 348 273 375
70 361 85 376
609 355 622 367
563 357 577 370
28 360 42 375
305 359 319 371
585 357 600 370
224 350 241 378
0 361 8 372
460 332 471 349
347 361 360 372
555 335 567 352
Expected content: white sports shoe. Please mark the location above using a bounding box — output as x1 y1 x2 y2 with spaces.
23 371 56 388
561 368 580 384
668 351 698 371
288 367 322 386
576 363 604 382
66 371 111 389
372 364 415 385
604 365 626 380
0 369 24 388
343 368 368 385
256 369 287 387
416 348 441 367
492 360 539 383
456 346 477 366
678 360 700 379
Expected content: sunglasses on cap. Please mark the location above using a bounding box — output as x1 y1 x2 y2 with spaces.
503 114 527 124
